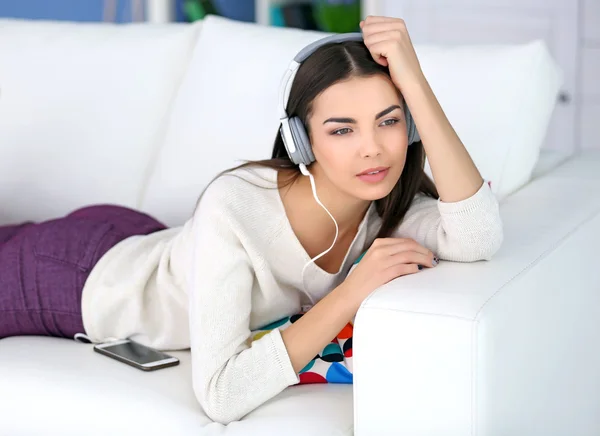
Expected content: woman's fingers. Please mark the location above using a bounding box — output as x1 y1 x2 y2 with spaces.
361 16 403 25
361 21 405 37
373 238 435 258
389 250 437 268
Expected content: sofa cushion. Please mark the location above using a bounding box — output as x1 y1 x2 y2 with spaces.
0 336 353 435
140 16 328 226
417 40 563 200
143 15 562 227
0 19 201 224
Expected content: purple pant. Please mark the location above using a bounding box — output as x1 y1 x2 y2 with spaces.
0 205 167 340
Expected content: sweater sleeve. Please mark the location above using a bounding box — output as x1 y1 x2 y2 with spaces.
391 180 503 262
188 184 299 425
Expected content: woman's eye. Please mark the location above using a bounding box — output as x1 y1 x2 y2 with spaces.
332 127 352 135
381 118 400 126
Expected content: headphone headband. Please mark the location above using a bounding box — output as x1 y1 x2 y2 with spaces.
278 32 363 120
293 32 363 63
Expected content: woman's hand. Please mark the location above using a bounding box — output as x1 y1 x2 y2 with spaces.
359 15 424 91
344 237 439 303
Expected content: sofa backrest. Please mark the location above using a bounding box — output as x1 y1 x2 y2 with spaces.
0 15 562 228
0 19 201 224
141 15 563 227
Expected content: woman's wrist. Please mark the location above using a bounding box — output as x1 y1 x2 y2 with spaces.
399 72 430 102
330 281 365 318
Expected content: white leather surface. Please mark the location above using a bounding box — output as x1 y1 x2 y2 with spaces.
530 149 572 180
0 336 353 435
353 151 600 435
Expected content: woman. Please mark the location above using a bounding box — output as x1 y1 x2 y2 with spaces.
0 16 502 424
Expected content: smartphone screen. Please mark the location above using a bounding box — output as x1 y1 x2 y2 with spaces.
101 341 173 365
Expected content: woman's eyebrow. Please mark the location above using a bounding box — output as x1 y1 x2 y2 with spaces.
323 116 356 124
323 104 402 125
375 104 401 119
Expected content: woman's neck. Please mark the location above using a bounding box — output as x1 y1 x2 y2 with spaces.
280 167 371 239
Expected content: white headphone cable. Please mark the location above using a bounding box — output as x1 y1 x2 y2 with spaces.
298 163 339 309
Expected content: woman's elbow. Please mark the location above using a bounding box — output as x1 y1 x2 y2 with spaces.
467 221 504 261
203 403 241 426
480 229 504 261
441 221 504 262
193 377 244 425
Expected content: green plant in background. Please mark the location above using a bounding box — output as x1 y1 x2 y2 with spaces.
183 0 218 21
313 0 361 33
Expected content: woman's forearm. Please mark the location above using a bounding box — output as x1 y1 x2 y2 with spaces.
281 283 359 373
403 75 484 202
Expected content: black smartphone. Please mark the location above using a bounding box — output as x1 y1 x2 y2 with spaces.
93 339 179 372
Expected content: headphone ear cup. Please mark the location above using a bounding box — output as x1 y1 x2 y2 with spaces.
280 122 301 165
404 104 421 145
289 116 315 165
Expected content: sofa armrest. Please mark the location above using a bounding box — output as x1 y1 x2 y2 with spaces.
353 153 600 436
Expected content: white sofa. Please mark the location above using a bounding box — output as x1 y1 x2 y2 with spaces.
1 14 599 436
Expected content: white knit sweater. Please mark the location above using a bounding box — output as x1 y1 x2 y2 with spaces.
80 166 503 424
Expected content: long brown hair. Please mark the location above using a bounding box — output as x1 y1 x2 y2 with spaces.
196 40 438 239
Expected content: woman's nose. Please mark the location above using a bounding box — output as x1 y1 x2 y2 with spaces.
359 129 383 157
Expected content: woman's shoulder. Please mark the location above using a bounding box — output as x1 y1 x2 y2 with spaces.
194 165 281 221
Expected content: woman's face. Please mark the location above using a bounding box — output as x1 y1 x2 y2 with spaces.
306 74 408 201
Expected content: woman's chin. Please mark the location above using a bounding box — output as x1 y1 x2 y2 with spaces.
353 177 398 200
355 185 396 201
